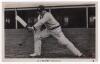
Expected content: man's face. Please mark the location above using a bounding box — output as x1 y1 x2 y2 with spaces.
37 8 43 14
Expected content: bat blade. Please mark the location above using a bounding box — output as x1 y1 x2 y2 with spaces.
16 15 27 27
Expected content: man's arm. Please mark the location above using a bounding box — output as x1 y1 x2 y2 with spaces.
34 13 50 29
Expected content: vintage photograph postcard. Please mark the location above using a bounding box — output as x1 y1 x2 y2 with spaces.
2 1 97 62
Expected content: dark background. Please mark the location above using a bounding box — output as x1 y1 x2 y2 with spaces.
4 7 95 29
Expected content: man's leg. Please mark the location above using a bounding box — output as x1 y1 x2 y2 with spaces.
57 34 82 56
30 31 42 56
30 29 49 56
51 27 82 57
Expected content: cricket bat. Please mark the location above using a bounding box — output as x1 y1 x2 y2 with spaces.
16 15 27 27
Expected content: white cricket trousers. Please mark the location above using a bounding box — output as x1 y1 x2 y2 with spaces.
34 27 82 56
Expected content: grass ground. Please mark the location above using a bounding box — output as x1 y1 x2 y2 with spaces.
5 28 95 58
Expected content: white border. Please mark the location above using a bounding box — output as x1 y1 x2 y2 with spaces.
2 2 97 62
0 0 99 64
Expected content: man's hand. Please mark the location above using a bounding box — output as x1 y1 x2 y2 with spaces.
26 26 37 32
27 27 34 31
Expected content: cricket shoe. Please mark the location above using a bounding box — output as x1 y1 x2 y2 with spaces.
79 54 87 58
29 53 41 57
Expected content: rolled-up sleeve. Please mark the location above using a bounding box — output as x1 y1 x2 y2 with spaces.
34 13 50 29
